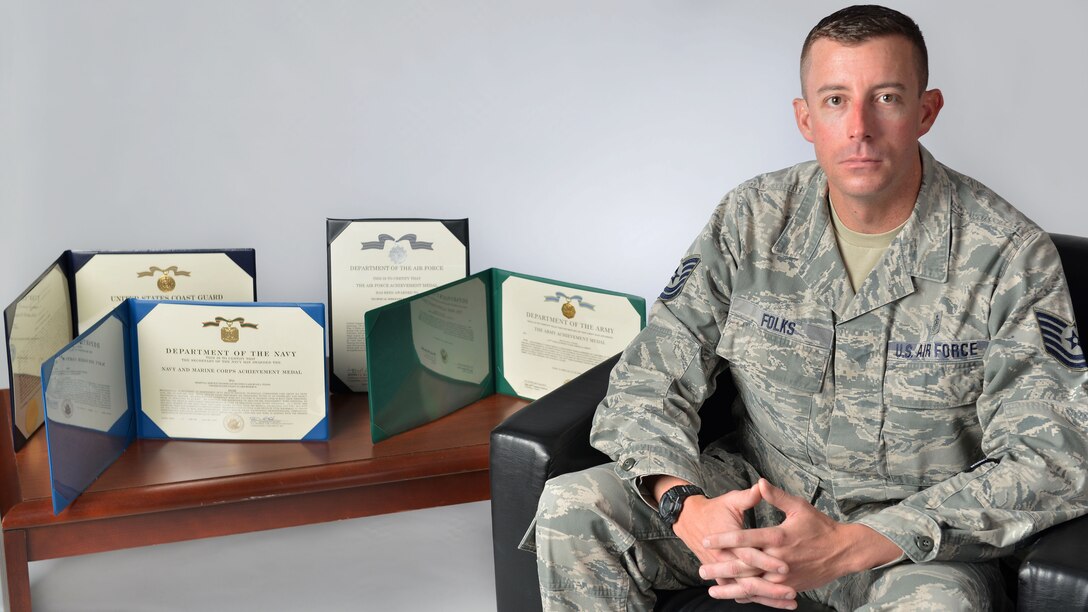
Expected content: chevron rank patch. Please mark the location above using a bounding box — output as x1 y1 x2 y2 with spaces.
660 256 700 301
1035 308 1087 370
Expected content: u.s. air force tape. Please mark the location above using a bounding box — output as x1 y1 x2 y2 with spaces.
660 256 700 301
1034 308 1087 370
887 340 988 363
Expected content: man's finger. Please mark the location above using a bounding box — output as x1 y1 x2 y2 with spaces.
757 478 805 514
700 556 766 580
701 544 789 576
707 577 796 603
732 545 789 575
704 526 786 550
744 595 800 610
728 481 763 512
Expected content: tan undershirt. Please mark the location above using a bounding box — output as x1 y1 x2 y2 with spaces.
829 200 908 292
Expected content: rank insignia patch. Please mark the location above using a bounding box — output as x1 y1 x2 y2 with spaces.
1035 308 1087 370
660 256 700 301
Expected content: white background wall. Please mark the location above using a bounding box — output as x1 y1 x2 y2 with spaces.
2 0 1087 379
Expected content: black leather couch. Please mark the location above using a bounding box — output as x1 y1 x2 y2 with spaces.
491 233 1088 611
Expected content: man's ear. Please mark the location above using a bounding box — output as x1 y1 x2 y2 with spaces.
917 88 944 137
794 97 814 143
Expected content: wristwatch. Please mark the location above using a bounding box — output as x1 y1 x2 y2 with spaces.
658 484 705 526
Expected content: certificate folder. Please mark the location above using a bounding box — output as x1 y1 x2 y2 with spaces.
41 299 328 514
365 268 646 442
327 218 469 394
5 249 257 450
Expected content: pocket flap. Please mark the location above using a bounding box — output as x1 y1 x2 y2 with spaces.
717 296 833 393
883 359 984 409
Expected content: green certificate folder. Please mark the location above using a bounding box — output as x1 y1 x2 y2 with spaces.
364 268 646 442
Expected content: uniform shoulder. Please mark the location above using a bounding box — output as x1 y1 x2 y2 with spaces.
940 161 1044 246
735 159 823 197
717 159 821 218
707 160 822 258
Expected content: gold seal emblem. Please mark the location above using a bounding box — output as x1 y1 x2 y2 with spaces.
221 325 239 342
204 316 258 342
561 300 576 319
157 274 176 292
223 414 244 433
137 266 190 292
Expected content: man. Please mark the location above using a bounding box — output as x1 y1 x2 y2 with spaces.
524 5 1088 611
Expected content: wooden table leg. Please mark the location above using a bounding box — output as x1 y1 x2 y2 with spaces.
4 529 31 612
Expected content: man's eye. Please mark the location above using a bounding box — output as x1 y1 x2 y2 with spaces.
826 96 842 106
878 93 898 104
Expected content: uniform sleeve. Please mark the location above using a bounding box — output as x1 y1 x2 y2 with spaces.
589 195 741 495
858 230 1088 563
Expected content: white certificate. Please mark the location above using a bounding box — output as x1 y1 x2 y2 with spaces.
329 220 467 391
75 253 255 333
500 276 642 399
409 277 490 384
44 316 129 433
135 303 326 440
9 264 73 439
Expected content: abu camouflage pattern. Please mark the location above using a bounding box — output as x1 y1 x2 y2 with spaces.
529 462 1009 610
528 147 1088 609
592 146 1088 560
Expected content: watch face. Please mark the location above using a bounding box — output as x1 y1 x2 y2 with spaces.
661 498 678 522
660 485 703 525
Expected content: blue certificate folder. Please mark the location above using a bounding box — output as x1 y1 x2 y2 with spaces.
41 299 329 515
5 248 257 451
364 268 646 443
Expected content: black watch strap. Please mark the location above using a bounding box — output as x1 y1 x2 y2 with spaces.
658 484 705 526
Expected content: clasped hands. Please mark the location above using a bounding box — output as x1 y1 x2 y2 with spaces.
671 478 893 610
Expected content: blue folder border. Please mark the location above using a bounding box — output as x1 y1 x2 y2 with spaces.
42 299 328 514
42 304 138 514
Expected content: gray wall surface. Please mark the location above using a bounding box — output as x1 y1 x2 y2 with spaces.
2 0 1086 379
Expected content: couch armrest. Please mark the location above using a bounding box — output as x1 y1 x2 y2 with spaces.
490 354 618 612
1017 513 1088 610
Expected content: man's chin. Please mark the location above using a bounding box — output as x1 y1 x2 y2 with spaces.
829 181 890 203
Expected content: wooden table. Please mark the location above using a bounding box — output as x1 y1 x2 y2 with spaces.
0 389 527 611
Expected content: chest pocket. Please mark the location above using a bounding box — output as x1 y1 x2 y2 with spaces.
881 280 992 410
881 358 986 485
717 296 833 393
883 352 985 409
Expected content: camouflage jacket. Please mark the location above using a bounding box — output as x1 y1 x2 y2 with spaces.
591 146 1088 563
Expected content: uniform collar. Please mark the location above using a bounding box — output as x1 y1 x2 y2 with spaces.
901 145 952 283
771 145 952 320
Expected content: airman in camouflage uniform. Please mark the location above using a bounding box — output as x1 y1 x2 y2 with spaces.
523 6 1088 611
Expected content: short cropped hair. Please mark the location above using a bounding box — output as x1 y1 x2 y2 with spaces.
800 5 929 95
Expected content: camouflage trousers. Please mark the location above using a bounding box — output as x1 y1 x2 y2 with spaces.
521 446 1010 611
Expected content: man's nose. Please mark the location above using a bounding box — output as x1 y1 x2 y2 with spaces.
847 103 872 140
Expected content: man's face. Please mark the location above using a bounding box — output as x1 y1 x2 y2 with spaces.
794 35 943 211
